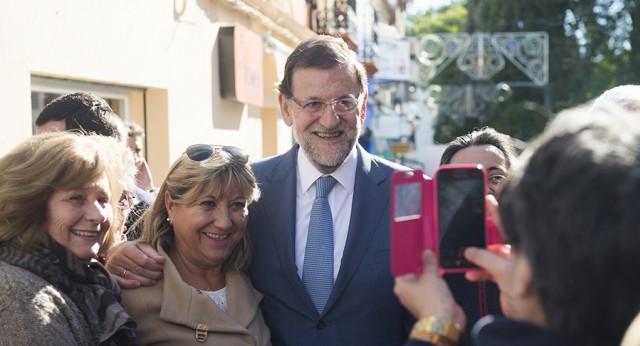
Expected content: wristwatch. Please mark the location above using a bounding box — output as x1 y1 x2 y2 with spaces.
410 316 462 346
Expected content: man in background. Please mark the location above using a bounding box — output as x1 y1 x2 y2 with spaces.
36 91 126 141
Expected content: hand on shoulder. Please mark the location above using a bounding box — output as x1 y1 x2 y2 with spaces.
105 241 165 288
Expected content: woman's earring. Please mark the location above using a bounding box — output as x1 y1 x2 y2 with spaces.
167 217 172 223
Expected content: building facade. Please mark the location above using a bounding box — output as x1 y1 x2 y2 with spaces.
0 0 410 183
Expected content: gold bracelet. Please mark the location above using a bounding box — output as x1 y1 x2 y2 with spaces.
410 316 462 346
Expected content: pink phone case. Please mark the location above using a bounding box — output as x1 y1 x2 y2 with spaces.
485 216 504 246
391 165 503 276
434 164 488 274
390 169 436 276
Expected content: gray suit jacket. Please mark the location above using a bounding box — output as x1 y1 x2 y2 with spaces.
248 143 414 345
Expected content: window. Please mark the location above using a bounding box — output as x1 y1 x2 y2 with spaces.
31 76 142 134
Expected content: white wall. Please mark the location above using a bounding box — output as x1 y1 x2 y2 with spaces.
0 0 289 170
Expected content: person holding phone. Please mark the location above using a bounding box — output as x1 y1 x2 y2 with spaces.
395 103 640 346
437 128 518 343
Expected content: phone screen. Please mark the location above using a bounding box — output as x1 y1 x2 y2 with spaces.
394 182 422 220
437 167 485 270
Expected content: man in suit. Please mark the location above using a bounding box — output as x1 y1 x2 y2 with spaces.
248 35 413 345
105 35 414 345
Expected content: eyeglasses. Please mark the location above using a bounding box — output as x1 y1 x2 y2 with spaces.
288 94 361 117
118 191 134 210
185 144 248 164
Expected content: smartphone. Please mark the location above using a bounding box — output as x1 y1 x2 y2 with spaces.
390 169 436 276
435 164 487 273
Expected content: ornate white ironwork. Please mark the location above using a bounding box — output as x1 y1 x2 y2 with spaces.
457 33 505 81
417 31 549 86
438 84 499 125
418 33 469 82
492 32 548 85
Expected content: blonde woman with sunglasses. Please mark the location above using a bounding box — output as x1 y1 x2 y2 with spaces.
119 144 270 345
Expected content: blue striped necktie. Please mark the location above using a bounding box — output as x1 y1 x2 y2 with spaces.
303 175 337 314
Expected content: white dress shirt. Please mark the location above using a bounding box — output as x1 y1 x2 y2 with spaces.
295 147 357 282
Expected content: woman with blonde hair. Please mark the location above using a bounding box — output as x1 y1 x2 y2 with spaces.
0 132 137 345
120 144 270 345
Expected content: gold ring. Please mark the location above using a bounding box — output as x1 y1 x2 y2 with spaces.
121 269 128 278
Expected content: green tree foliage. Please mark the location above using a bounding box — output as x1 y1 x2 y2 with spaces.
410 0 640 144
466 0 575 142
407 0 471 143
407 0 468 34
566 0 640 90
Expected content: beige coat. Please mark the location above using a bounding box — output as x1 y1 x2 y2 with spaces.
121 247 270 345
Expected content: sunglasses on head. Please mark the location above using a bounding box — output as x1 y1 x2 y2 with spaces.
185 144 248 163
